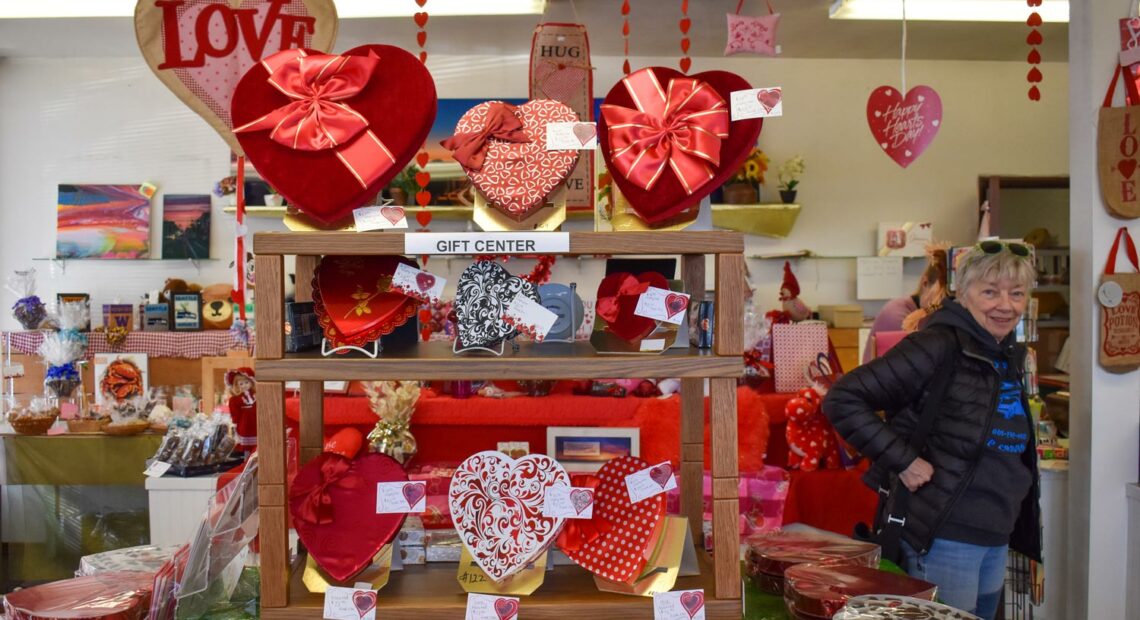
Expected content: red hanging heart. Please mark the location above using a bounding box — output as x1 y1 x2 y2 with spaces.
1026 0 1041 6
231 45 437 226
415 209 433 227
1028 85 1041 101
622 59 631 74
313 255 419 349
418 309 432 323
621 0 630 16
415 171 431 187
1027 49 1041 64
289 453 409 582
417 31 427 47
682 0 689 12
413 12 428 28
415 0 426 6
681 38 691 53
415 190 432 206
1027 29 1043 45
1026 12 1042 27
419 51 429 63
622 21 630 36
420 327 433 342
416 152 429 168
679 17 692 34
679 56 692 73
1027 67 1043 83
866 85 942 169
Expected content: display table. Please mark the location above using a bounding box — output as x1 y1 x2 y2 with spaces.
145 473 221 547
1 432 162 485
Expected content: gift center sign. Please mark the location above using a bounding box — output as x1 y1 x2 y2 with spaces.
405 233 570 255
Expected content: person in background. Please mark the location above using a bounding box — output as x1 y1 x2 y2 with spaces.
862 243 950 363
824 241 1041 619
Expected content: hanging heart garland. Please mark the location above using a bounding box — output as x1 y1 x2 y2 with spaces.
679 0 691 73
414 2 433 234
621 0 632 75
1026 0 1042 101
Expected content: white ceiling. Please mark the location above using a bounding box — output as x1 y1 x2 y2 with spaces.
0 0 1068 61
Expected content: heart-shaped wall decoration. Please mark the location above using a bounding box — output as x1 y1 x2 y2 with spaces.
445 100 580 221
449 452 570 582
594 271 669 342
289 452 408 582
232 44 437 226
866 85 942 169
599 67 762 224
134 0 339 155
454 261 541 348
560 456 667 584
312 255 419 350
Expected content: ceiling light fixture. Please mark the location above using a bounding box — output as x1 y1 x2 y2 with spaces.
0 0 546 19
828 0 1069 23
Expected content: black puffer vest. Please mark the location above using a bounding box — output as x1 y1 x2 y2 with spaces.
823 303 1042 561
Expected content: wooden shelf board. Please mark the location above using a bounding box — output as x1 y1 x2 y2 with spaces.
253 231 744 256
224 205 595 221
256 342 743 381
262 552 742 620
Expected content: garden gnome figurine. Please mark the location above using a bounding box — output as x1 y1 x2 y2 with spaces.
780 261 812 322
226 367 257 453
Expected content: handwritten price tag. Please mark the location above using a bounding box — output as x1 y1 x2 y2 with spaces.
465 593 519 620
653 589 706 620
353 204 408 231
634 287 689 325
546 121 598 150
503 294 559 342
324 586 378 620
625 462 677 504
144 461 172 478
730 86 783 121
543 485 594 519
391 262 445 303
376 481 427 514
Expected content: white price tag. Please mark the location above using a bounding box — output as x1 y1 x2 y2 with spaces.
653 589 706 620
1099 281 1124 308
405 232 569 255
634 286 690 325
353 204 408 231
543 485 594 519
503 294 559 342
144 461 172 478
391 263 446 303
1122 47 1140 68
465 593 519 620
376 481 427 514
639 339 666 352
546 121 598 150
323 585 377 620
625 461 676 503
730 86 783 120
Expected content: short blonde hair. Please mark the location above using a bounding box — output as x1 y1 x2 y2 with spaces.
955 247 1036 295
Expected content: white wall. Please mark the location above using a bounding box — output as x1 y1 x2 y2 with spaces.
0 52 1067 331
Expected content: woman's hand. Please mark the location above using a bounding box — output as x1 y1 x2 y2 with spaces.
899 457 934 492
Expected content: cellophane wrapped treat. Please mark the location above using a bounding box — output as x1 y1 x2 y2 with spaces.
783 564 938 619
152 414 236 471
3 571 154 620
744 528 880 594
7 268 46 330
833 594 981 620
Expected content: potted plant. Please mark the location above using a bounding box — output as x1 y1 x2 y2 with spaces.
388 165 419 206
212 174 238 206
722 147 769 204
777 155 805 204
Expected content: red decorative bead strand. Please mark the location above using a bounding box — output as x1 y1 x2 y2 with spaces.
1026 0 1042 101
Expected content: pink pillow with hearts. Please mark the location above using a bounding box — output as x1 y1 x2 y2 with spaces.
725 12 781 56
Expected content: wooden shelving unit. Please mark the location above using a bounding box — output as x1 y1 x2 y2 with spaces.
253 231 747 619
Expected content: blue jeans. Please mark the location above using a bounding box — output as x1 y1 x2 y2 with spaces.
903 539 1007 620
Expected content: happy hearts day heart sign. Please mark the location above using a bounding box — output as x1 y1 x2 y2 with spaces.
866 85 942 168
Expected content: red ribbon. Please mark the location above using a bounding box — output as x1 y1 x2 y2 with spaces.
234 49 396 188
289 456 362 525
555 475 614 552
440 102 530 170
601 70 729 194
596 274 651 323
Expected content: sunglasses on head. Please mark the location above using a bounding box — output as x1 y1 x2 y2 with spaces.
976 240 1032 257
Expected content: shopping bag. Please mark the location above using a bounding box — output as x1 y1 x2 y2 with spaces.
1099 227 1140 370
772 322 828 392
1098 64 1140 219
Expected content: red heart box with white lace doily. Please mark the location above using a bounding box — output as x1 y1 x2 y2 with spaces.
231 44 436 226
599 66 763 224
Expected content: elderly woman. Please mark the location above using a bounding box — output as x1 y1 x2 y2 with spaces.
823 241 1042 620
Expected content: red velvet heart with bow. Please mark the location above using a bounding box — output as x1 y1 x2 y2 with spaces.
600 67 763 224
595 271 670 342
559 456 667 584
312 255 419 349
289 452 409 583
232 45 437 226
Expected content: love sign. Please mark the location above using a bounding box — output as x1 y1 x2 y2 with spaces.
134 0 339 155
1098 64 1140 218
866 85 942 169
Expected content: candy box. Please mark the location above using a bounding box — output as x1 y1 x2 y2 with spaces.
744 529 880 594
783 564 937 619
833 594 981 619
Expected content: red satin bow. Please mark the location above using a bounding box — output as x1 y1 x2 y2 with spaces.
596 274 651 324
290 456 362 525
234 49 396 188
601 70 730 194
440 102 530 170
555 475 613 552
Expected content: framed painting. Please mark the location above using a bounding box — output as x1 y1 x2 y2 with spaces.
56 184 151 259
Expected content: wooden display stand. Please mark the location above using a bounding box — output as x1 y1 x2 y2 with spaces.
254 231 746 619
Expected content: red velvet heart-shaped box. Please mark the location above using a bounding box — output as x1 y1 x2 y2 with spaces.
232 45 437 226
594 271 669 342
289 452 409 583
312 255 419 350
599 67 762 224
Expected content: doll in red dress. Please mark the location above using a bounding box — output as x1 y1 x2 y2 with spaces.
225 367 257 453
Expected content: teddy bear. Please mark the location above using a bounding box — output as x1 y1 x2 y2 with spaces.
785 387 841 472
200 283 236 330
160 278 202 303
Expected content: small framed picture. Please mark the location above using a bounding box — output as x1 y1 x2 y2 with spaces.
56 293 91 331
546 427 640 472
143 303 170 331
169 292 202 331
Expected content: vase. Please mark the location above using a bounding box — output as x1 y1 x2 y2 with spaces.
779 189 797 204
722 182 759 205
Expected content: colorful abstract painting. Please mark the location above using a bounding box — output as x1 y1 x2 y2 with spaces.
56 184 151 259
161 194 211 259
